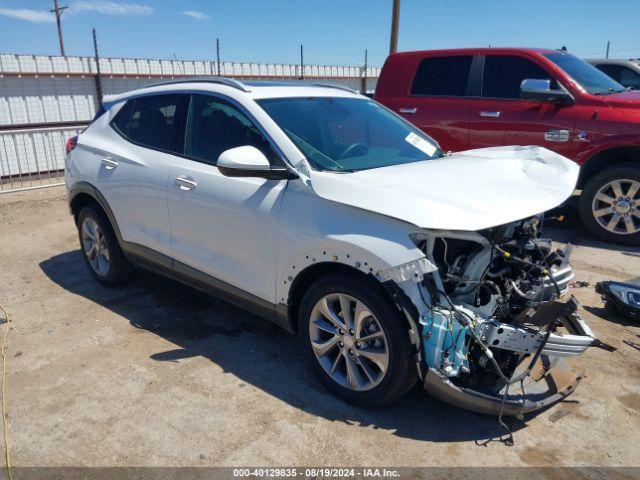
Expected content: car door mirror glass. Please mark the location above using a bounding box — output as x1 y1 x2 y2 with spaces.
520 78 573 104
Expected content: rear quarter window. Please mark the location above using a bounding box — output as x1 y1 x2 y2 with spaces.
110 94 187 154
411 56 473 96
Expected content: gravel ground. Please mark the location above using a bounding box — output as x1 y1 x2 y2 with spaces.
0 186 639 468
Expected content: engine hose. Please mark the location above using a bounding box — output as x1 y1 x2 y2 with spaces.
495 245 562 299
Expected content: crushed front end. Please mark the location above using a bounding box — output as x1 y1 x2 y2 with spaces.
382 216 599 416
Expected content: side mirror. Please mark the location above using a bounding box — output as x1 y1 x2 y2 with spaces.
217 146 297 180
520 79 574 105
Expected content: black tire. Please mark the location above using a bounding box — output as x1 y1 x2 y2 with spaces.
77 204 134 286
298 273 417 407
579 163 640 246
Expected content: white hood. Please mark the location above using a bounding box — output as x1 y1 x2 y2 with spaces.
308 146 579 231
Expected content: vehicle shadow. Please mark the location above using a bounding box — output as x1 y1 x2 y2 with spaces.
544 201 640 254
40 250 551 444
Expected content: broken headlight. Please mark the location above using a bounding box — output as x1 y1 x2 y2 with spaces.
595 280 640 320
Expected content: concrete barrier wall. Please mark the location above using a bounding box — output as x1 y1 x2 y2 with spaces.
0 53 379 127
0 53 380 187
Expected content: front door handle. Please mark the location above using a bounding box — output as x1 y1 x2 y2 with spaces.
101 158 118 170
175 175 197 191
399 107 417 114
479 111 501 118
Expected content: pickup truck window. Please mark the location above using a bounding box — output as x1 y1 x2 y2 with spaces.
482 55 553 99
544 52 625 95
411 56 473 96
595 64 640 90
258 97 443 172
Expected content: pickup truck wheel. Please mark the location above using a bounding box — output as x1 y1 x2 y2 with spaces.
298 273 417 407
77 204 134 286
579 163 640 245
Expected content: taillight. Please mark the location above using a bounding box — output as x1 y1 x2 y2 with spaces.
66 136 78 154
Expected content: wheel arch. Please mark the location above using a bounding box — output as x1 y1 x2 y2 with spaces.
578 146 640 189
68 182 123 243
284 261 410 335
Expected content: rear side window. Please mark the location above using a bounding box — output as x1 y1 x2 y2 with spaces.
411 56 473 96
111 94 187 153
482 55 553 99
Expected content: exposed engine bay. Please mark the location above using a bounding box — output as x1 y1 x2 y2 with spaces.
404 216 601 417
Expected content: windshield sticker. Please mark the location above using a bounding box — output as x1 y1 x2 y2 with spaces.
405 132 436 157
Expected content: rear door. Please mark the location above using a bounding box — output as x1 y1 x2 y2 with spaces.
92 93 188 257
468 54 577 157
395 55 475 152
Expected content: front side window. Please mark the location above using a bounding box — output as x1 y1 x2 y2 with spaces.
482 55 554 99
185 94 278 165
544 52 626 95
620 67 640 90
411 56 473 96
595 64 623 83
258 97 443 172
111 94 186 153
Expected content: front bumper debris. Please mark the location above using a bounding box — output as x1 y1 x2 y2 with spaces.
424 357 582 415
421 297 597 416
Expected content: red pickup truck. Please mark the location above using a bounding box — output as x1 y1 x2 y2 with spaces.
375 48 640 245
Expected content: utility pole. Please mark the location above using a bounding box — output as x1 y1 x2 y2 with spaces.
51 0 67 56
606 40 610 59
216 38 221 76
361 49 368 95
299 44 304 80
92 28 103 105
389 0 400 54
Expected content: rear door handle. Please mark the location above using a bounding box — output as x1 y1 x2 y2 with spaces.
175 175 197 191
479 111 501 118
101 158 118 170
399 107 417 114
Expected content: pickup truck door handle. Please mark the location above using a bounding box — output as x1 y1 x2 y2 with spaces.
479 111 501 118
101 158 118 170
399 107 417 114
175 175 198 191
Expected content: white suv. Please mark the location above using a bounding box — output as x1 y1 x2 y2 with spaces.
66 78 597 414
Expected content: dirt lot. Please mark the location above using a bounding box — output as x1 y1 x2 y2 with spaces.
0 186 639 468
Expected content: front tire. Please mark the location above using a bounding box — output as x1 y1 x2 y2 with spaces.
77 204 134 286
298 273 417 407
579 163 640 245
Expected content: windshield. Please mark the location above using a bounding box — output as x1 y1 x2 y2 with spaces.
257 97 443 172
544 52 626 95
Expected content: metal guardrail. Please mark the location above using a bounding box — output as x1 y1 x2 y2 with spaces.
0 124 85 193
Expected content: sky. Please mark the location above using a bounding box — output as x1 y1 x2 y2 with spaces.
0 0 638 67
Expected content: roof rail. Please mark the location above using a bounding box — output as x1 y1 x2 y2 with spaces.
310 82 358 94
141 76 251 92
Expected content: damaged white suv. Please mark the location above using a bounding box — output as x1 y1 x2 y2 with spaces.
66 78 598 414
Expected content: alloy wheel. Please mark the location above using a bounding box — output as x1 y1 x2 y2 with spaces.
592 179 640 235
81 217 111 276
308 293 389 391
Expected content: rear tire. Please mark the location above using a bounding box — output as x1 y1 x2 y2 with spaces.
298 273 417 407
77 204 134 286
579 163 640 245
